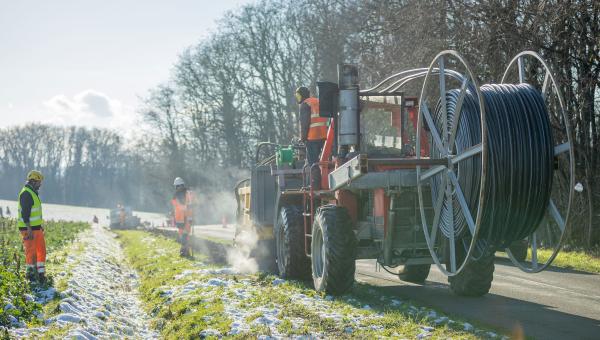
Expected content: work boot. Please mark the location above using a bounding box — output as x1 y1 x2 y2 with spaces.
25 268 37 283
38 273 48 286
180 246 192 258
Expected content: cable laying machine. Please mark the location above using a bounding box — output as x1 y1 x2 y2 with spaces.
235 50 574 296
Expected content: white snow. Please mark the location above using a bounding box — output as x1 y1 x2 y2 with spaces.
272 278 285 286
9 224 158 339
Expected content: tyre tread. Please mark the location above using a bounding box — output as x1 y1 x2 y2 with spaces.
276 206 311 279
313 205 357 295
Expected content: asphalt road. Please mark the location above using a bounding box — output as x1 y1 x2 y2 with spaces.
192 224 600 339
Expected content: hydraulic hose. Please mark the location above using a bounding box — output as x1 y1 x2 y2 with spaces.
430 83 554 253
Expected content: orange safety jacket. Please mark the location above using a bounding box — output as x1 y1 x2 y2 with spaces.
304 97 328 140
171 190 195 224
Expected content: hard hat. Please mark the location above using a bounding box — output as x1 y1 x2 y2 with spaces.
27 170 44 182
173 177 185 186
295 86 310 102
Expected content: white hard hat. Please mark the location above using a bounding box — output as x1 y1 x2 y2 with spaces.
173 177 185 186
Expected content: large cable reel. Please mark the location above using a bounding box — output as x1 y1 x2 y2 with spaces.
416 50 575 276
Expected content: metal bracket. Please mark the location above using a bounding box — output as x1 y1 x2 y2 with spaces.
328 154 368 191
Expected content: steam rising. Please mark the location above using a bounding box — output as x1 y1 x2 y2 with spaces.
227 229 259 274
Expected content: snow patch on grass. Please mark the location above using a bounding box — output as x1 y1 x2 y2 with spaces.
11 225 157 339
120 230 508 339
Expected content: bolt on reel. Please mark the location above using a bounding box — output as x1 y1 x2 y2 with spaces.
416 50 575 275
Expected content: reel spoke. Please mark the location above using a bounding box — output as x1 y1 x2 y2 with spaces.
421 102 447 155
531 232 538 269
548 199 566 232
518 56 525 83
420 165 446 181
554 142 570 156
541 70 550 99
452 143 482 164
448 170 476 235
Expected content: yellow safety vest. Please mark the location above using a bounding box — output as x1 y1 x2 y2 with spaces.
17 186 43 228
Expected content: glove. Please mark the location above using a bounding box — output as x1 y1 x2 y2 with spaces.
25 227 33 240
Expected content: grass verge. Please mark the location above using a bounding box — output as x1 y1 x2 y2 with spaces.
528 248 600 273
117 230 504 339
0 217 89 333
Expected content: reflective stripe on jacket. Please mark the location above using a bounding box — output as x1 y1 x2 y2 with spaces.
18 186 43 228
304 97 328 140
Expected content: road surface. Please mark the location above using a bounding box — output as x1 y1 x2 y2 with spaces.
192 224 600 339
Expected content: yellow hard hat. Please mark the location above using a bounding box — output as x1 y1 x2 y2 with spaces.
27 170 44 182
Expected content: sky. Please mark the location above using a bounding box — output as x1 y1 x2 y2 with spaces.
0 0 251 134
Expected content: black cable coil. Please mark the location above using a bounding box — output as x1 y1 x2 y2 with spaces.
431 83 554 254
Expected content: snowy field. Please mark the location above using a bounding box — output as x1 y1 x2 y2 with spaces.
0 199 165 226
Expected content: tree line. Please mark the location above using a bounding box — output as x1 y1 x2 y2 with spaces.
1 0 598 246
141 0 598 247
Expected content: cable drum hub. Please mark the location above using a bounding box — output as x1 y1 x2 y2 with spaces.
431 83 554 252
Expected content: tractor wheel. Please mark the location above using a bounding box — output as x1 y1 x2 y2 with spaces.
448 252 495 297
508 240 528 262
311 205 357 295
275 205 311 279
398 264 431 284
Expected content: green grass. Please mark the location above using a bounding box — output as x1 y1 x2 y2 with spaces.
116 230 231 339
117 230 502 339
0 217 89 329
528 248 600 273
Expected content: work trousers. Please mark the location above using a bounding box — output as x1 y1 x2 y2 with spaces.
20 229 46 273
176 222 191 256
306 139 325 165
306 139 325 189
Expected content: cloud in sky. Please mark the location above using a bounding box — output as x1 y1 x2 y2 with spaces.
45 90 114 118
43 90 136 132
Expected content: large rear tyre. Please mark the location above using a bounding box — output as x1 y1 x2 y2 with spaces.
311 205 357 295
508 240 528 262
448 252 494 297
398 264 431 284
275 206 311 279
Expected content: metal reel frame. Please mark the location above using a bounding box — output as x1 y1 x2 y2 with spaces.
417 50 488 276
501 51 575 273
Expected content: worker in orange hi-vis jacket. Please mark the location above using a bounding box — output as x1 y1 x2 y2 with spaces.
17 170 47 284
171 177 196 257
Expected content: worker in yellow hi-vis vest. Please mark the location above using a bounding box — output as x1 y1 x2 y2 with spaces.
17 170 46 283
